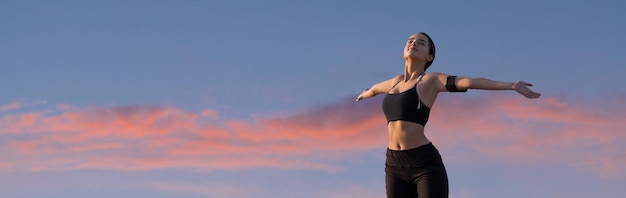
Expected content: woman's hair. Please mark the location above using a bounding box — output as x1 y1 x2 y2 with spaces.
419 32 436 71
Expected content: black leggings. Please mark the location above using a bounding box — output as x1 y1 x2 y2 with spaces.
385 142 449 198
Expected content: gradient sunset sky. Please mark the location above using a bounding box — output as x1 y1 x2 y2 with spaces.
2 0 625 198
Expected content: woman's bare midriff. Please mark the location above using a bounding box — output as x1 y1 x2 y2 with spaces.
387 120 430 150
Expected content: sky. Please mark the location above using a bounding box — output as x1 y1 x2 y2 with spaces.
1 0 625 197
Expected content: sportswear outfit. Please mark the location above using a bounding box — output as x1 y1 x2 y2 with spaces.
381 75 465 198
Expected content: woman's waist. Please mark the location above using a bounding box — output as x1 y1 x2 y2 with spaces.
387 120 425 129
385 142 443 165
387 121 430 150
387 120 427 137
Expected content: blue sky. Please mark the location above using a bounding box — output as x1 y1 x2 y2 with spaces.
1 0 625 198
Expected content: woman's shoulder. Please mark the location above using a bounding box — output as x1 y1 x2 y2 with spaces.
388 74 403 82
424 72 447 77
423 72 447 81
422 72 451 89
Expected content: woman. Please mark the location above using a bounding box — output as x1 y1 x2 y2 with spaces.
355 32 541 198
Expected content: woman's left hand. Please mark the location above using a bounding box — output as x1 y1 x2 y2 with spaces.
513 81 541 99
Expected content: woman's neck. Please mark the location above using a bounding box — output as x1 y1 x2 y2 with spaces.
403 59 426 81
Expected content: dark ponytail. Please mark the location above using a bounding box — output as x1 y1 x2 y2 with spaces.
419 32 436 71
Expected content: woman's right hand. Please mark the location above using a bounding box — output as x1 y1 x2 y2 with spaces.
356 89 372 101
356 75 401 102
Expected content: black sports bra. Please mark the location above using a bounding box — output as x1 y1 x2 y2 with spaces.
382 76 430 126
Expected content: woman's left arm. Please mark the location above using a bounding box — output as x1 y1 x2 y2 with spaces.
456 77 541 99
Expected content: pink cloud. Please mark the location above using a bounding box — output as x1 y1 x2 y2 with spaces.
0 162 14 170
425 93 626 177
201 109 219 119
146 181 265 198
572 155 626 178
0 94 624 177
0 100 47 112
0 102 23 112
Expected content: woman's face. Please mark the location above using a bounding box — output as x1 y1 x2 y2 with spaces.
403 33 433 62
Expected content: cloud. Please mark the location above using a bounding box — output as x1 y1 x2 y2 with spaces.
201 109 219 119
0 93 624 177
0 100 47 112
425 93 626 177
309 184 385 198
0 100 379 172
573 156 626 178
0 162 14 169
144 180 385 198
146 182 264 198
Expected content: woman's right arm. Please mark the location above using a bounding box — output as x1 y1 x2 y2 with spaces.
356 75 402 101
